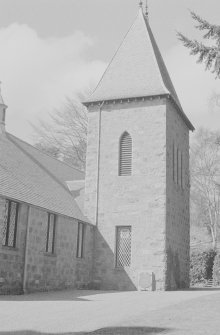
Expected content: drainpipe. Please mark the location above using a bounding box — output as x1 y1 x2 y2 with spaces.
91 101 104 289
95 101 104 227
22 205 31 294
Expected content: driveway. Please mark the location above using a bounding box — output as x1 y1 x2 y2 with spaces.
0 288 220 334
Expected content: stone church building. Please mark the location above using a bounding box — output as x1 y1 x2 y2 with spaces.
0 6 194 294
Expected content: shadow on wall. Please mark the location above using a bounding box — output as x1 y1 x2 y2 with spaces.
92 229 137 291
0 327 172 334
166 246 185 290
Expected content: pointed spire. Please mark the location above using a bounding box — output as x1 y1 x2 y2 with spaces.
0 82 7 134
145 0 149 18
84 9 178 105
139 0 143 9
0 82 4 105
84 4 194 131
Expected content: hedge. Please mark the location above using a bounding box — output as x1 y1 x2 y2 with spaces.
190 249 216 285
213 254 220 286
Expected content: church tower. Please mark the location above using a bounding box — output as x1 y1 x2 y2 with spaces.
83 5 194 290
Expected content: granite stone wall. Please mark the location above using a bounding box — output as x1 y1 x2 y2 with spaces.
24 206 94 293
0 198 28 294
85 99 167 291
0 197 94 294
165 100 190 289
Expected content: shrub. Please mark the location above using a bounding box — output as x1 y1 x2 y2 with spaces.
190 249 217 285
213 254 220 286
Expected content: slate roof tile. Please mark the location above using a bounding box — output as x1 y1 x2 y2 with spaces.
0 133 88 222
7 133 84 186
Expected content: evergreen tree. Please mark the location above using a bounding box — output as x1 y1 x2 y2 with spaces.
177 11 220 78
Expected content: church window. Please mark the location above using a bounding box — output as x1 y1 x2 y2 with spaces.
2 200 19 248
176 148 179 185
45 213 56 253
178 149 182 186
172 142 175 182
181 153 184 189
119 132 132 176
76 222 85 258
115 226 131 268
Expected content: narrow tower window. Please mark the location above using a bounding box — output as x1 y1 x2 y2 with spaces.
176 148 179 185
119 132 132 176
172 142 175 182
181 153 184 189
178 149 182 186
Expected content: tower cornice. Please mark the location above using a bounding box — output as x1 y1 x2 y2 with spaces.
83 94 195 131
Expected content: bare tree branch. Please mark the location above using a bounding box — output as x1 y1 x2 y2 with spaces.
191 128 220 249
31 97 88 171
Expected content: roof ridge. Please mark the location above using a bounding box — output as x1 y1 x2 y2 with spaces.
6 132 84 174
142 14 181 107
6 133 75 196
142 14 170 96
142 16 194 131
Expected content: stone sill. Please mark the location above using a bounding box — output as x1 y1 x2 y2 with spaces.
173 183 187 193
76 257 85 261
43 252 57 258
114 266 131 271
1 245 19 252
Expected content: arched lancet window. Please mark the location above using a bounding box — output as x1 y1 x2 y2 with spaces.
119 131 132 176
176 147 179 185
172 142 175 182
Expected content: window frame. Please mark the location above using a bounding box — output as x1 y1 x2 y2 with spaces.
181 152 184 189
76 221 85 259
115 226 132 269
178 149 182 186
2 199 19 248
176 147 179 185
45 213 56 254
172 142 175 182
119 131 132 176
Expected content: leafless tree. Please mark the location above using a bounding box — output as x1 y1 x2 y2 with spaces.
32 97 88 171
191 128 220 249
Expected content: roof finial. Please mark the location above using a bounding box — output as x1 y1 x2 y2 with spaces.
145 0 149 18
0 81 5 105
0 81 7 133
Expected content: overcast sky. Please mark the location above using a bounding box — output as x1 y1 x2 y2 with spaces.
0 0 220 141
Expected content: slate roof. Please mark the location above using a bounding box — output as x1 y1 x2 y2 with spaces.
66 180 85 213
84 9 194 131
74 187 85 213
7 133 84 186
0 132 87 221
